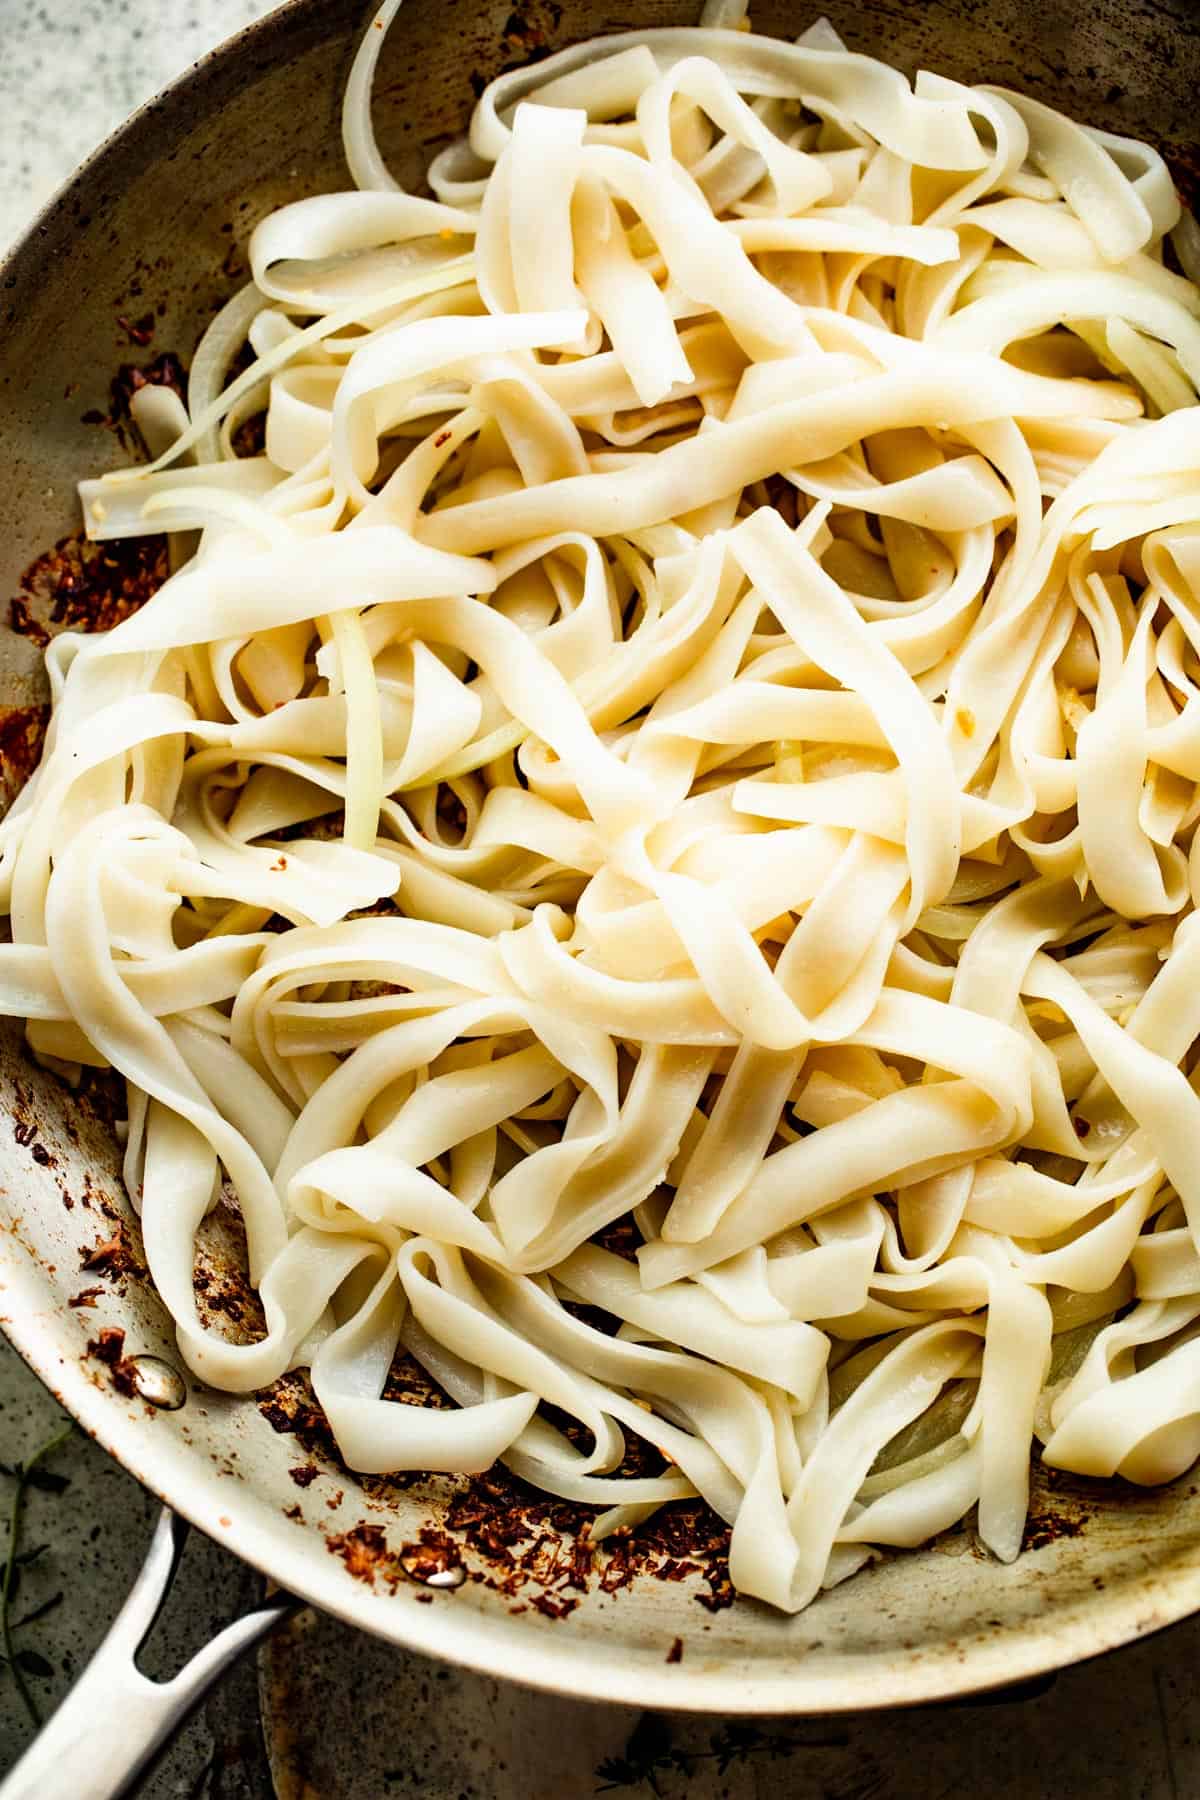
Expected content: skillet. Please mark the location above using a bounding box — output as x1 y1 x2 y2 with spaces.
1 0 1200 1790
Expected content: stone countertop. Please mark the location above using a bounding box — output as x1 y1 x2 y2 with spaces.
2 4 1200 1797
0 0 280 254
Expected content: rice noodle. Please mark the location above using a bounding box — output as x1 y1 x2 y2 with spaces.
4 6 1200 1613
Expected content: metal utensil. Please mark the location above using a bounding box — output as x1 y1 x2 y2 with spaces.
1 1512 296 1800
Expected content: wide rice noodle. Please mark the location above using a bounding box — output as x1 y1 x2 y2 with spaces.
5 6 1200 1613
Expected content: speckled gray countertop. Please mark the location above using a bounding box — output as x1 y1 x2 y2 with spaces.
0 0 280 253
3 5 1200 1798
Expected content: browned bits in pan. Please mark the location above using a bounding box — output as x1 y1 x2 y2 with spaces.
86 1325 140 1398
9 531 166 647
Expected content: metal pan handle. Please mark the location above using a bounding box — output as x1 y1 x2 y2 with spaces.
0 1507 297 1800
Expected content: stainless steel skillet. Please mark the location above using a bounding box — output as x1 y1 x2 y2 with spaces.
1 0 1200 1791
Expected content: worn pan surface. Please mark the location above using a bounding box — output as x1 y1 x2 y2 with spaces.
2 0 1200 1716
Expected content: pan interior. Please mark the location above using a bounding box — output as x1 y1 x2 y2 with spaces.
1 0 1198 1711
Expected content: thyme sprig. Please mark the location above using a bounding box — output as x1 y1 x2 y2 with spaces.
595 1714 849 1793
1 1421 73 1726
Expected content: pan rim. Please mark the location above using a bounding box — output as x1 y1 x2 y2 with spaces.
7 1217 1200 1715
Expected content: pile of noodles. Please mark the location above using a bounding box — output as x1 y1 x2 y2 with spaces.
4 0 1200 1612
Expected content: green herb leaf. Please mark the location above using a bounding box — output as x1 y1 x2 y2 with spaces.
24 1470 70 1497
13 1648 52 1679
13 1592 63 1632
594 1716 688 1793
1 1421 73 1727
595 1757 645 1792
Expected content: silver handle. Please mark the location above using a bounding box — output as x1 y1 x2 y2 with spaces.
0 1507 297 1800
